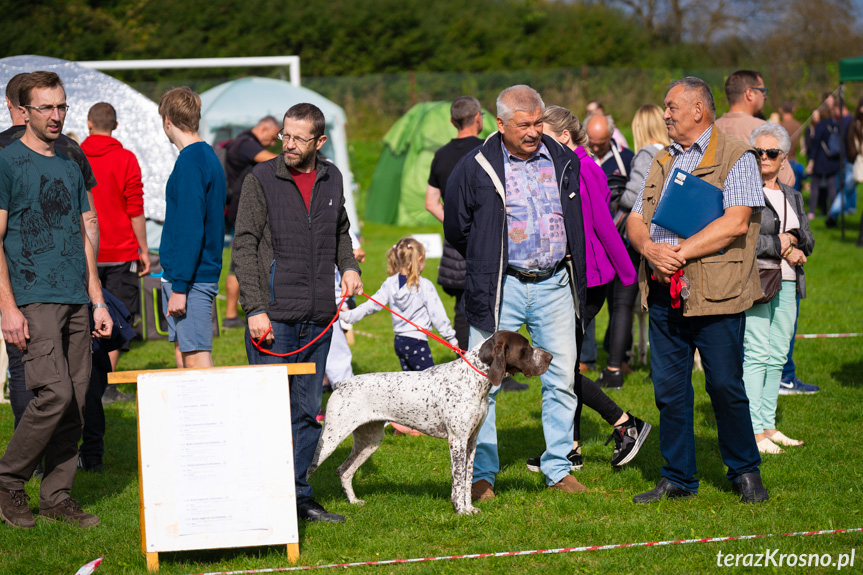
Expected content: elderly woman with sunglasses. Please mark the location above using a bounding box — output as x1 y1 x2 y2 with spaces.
744 123 815 454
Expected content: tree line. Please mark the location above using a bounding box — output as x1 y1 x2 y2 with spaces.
3 0 861 81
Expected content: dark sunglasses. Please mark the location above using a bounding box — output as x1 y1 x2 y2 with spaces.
754 147 783 159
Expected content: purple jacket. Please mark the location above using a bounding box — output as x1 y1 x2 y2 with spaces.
575 146 637 288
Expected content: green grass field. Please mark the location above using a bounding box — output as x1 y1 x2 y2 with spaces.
1 204 862 573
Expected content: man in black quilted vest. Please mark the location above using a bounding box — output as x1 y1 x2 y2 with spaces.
232 103 362 524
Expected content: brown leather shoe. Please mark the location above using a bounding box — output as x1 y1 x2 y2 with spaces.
471 479 495 502
39 497 100 528
548 474 588 493
0 488 35 529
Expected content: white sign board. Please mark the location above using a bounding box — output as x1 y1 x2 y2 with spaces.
412 233 443 259
137 366 298 554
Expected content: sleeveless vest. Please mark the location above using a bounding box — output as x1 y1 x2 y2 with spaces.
251 159 342 324
638 127 762 317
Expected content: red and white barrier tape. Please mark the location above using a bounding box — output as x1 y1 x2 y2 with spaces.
184 527 862 575
796 332 861 339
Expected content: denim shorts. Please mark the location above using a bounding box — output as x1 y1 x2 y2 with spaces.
161 280 218 352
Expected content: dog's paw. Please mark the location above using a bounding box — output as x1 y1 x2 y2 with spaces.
456 505 481 515
348 498 366 506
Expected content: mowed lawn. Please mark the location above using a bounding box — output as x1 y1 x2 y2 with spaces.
0 216 861 574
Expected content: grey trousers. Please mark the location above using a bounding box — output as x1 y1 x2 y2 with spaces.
0 303 91 508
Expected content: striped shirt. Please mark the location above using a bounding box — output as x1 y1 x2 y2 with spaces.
632 126 764 246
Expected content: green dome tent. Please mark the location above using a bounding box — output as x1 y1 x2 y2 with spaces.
365 101 494 227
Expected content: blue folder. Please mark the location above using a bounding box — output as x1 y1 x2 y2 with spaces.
652 168 724 238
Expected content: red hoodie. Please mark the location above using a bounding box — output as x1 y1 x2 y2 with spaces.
80 134 144 263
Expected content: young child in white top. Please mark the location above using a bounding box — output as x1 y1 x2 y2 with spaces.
340 237 458 372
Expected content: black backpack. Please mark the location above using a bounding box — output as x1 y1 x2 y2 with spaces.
607 145 631 240
822 123 842 159
214 138 234 178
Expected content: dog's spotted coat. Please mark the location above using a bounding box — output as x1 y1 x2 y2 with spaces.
307 331 552 514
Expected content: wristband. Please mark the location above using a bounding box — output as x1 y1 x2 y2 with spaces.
93 302 108 309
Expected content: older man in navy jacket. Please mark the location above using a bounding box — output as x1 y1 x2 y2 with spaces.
444 85 588 499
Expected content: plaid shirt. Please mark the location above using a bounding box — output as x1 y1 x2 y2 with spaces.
633 126 764 246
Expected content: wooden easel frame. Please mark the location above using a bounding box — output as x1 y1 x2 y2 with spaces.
109 363 314 572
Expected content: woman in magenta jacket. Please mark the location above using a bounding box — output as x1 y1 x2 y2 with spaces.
524 106 651 472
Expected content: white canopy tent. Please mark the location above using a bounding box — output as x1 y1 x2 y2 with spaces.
199 77 359 232
0 55 177 222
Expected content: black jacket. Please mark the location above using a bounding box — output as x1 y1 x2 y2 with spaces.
443 132 586 333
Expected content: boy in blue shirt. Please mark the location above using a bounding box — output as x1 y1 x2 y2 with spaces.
158 87 226 368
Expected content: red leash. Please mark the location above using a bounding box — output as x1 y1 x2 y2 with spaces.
249 294 349 358
250 292 488 377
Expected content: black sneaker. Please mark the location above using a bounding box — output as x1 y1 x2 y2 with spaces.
101 386 135 405
526 447 583 472
500 376 529 392
77 455 105 473
222 316 246 329
606 413 652 467
597 368 624 389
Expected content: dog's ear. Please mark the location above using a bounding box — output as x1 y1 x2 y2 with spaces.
479 334 507 387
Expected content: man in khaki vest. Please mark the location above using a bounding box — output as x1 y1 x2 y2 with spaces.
627 77 768 505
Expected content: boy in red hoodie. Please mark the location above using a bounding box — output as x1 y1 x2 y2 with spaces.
81 102 150 369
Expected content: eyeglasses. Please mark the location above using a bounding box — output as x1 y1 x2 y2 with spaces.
754 147 783 159
751 87 769 97
277 131 318 145
24 104 69 115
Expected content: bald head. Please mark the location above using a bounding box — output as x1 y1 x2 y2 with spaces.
252 115 281 147
586 114 612 157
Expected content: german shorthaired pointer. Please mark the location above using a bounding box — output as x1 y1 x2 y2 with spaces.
307 330 552 514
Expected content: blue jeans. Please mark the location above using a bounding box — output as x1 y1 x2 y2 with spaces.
828 163 857 219
244 320 332 505
647 282 761 492
469 267 578 486
579 318 596 366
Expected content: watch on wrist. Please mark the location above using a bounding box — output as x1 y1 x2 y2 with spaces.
93 302 108 309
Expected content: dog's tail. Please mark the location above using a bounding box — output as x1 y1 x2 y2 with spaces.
306 421 327 479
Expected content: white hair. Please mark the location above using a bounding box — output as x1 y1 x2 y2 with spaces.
750 122 791 155
496 85 545 123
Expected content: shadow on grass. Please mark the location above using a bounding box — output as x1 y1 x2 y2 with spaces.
832 358 863 388
158 544 292 569
619 400 746 495
73 402 140 511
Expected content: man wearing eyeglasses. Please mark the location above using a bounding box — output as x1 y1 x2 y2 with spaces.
233 103 362 524
0 71 112 529
1 73 103 432
715 70 794 187
627 76 767 505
